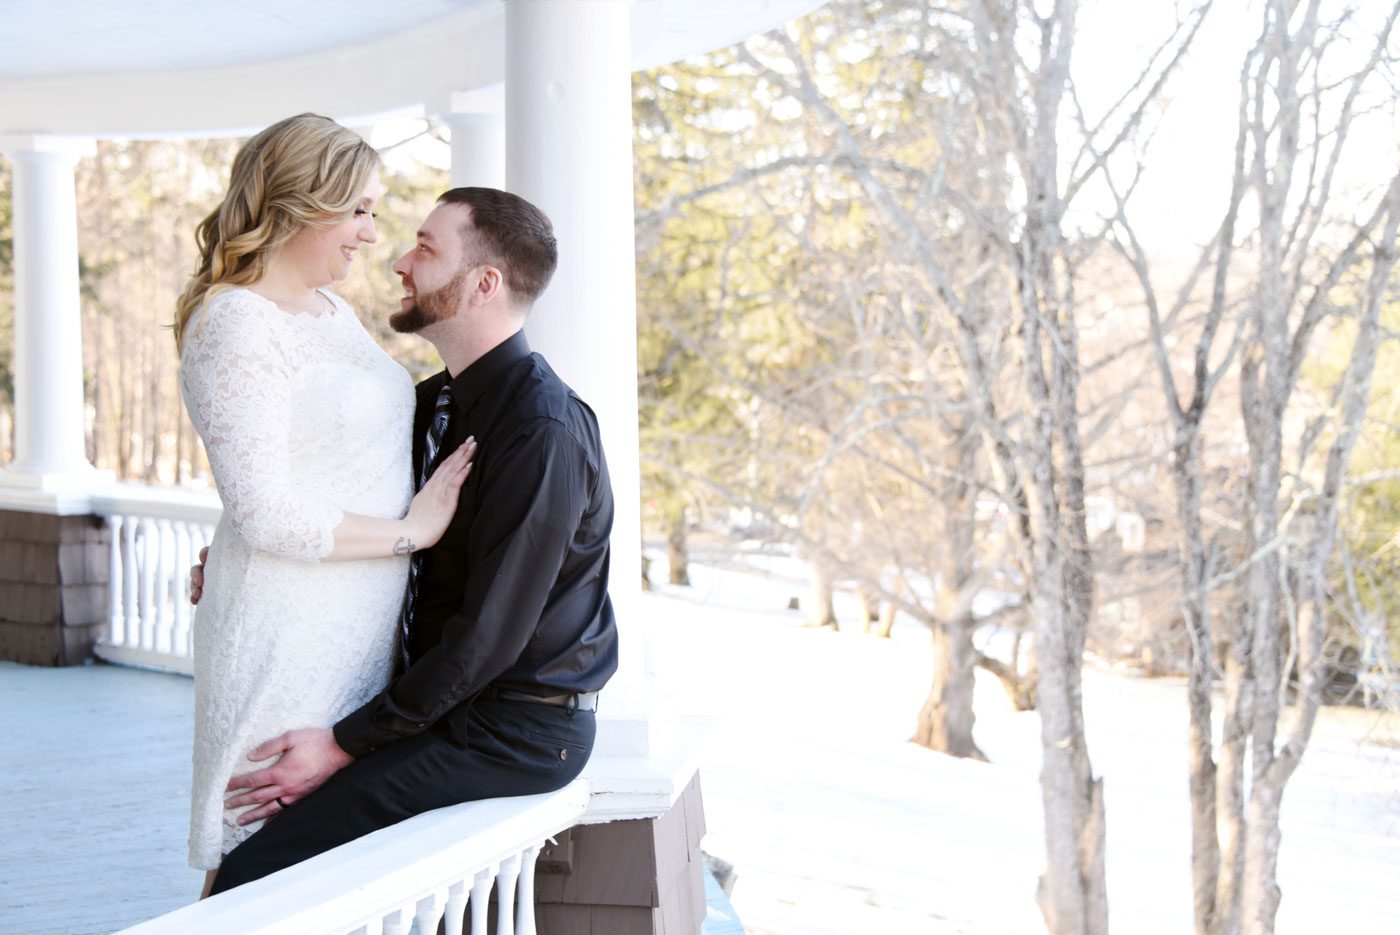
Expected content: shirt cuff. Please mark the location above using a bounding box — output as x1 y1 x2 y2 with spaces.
332 701 378 758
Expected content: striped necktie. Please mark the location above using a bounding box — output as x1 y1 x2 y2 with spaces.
397 382 454 669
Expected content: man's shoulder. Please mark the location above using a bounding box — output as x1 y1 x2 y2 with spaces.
509 356 603 454
516 355 595 418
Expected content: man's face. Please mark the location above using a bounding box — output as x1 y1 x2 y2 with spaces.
389 203 476 334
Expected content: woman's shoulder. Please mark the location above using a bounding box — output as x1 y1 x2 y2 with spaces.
194 286 276 324
182 287 285 357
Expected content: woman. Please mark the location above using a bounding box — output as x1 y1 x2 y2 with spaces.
174 114 471 891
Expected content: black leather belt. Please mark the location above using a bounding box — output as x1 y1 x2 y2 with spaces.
493 687 599 712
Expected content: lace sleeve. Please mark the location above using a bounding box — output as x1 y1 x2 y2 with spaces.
180 292 343 561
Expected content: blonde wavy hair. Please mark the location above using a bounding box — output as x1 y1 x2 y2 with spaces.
173 113 381 351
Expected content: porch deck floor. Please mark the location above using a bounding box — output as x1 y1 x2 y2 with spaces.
1 661 199 934
2 661 740 934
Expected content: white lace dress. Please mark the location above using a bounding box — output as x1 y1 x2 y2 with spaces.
179 287 414 869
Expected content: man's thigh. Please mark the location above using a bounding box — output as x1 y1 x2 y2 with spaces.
211 702 594 894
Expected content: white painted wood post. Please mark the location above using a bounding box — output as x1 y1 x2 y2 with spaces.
442 99 506 191
121 519 139 646
155 518 174 654
0 135 99 487
496 853 521 935
106 514 125 645
470 865 495 934
445 879 470 935
172 522 192 656
382 907 411 935
506 0 660 757
516 844 541 935
414 891 446 934
138 517 157 650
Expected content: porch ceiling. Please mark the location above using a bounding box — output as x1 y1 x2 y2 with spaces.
0 0 828 137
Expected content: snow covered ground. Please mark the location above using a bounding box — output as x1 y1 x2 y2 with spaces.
648 555 1400 934
4 550 1395 934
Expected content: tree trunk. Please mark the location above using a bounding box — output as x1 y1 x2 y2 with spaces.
143 338 160 483
913 616 986 759
0 407 12 465
874 601 896 638
856 587 879 632
174 407 187 485
667 505 690 586
1032 572 1108 935
1240 774 1285 934
807 558 838 629
117 315 132 477
978 649 1037 712
1213 635 1251 935
88 329 104 468
1177 447 1221 935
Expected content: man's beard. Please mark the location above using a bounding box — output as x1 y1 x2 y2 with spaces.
389 270 468 334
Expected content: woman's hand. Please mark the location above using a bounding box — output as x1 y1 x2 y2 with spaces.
190 546 209 604
401 438 477 553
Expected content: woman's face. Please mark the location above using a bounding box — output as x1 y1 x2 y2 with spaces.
282 171 383 286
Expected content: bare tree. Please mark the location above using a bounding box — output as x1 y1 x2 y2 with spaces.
1100 2 1400 932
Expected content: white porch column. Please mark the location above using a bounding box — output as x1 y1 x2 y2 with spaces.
440 89 506 191
506 0 660 758
0 135 105 502
446 111 505 190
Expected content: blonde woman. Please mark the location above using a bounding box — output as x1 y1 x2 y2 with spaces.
175 114 473 894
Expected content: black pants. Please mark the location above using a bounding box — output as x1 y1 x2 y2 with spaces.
209 698 595 894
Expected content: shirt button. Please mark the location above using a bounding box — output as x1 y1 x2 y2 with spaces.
560 749 569 760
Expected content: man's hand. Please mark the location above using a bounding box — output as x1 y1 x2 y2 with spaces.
224 727 353 825
190 546 208 605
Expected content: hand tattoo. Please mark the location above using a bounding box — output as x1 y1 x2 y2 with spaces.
393 537 416 556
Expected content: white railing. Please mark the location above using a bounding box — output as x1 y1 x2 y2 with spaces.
83 487 602 934
117 779 591 935
90 486 222 675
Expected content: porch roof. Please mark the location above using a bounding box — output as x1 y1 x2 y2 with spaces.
0 0 827 137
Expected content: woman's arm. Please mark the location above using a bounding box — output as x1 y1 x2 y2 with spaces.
324 439 476 560
182 293 469 563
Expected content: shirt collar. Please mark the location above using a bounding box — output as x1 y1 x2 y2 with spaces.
446 329 531 415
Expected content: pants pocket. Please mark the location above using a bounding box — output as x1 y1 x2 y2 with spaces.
526 712 595 776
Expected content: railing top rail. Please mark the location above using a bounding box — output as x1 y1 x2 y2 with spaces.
116 779 591 935
90 483 223 524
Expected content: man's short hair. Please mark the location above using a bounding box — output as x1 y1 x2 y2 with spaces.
437 187 558 305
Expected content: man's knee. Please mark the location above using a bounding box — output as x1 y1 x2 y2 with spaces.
209 843 263 895
209 825 296 895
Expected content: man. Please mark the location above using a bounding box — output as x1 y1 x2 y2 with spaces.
202 187 618 893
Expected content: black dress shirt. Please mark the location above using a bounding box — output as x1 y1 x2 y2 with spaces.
334 330 618 757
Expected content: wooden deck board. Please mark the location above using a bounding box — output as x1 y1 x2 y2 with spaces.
0 661 200 934
2 661 743 933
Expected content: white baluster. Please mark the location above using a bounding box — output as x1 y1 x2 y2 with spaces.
356 919 383 935
138 517 158 650
188 526 210 656
516 844 542 935
470 865 496 935
444 879 469 935
496 853 521 935
155 518 174 654
106 515 124 645
121 517 139 647
383 904 412 935
414 891 446 934
172 522 192 657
